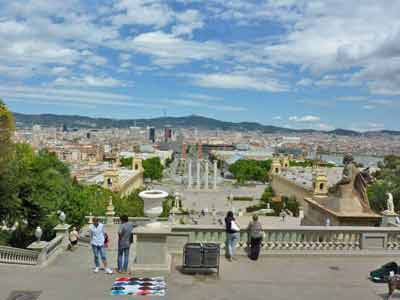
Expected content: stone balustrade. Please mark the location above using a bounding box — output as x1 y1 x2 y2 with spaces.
169 225 400 254
45 235 64 257
0 246 39 265
0 224 70 266
84 216 168 225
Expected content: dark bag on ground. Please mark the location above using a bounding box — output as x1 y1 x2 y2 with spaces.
369 261 399 283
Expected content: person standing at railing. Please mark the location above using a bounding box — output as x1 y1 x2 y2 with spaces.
117 215 135 274
89 217 113 274
225 211 240 262
247 215 263 260
68 226 79 251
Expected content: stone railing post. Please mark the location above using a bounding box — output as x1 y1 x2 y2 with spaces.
27 241 48 265
54 223 71 249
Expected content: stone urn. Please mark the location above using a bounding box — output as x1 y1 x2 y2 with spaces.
139 190 169 228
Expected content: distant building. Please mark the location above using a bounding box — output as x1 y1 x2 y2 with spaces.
75 161 144 197
164 126 173 142
148 127 155 143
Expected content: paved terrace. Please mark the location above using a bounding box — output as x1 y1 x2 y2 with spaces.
0 226 397 300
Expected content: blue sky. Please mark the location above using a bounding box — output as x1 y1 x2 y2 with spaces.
1 0 400 131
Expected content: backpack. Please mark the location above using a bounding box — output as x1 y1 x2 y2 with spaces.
370 261 399 283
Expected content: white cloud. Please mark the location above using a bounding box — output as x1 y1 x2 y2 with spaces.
289 115 320 122
191 73 288 92
172 9 204 37
121 31 226 66
180 93 223 101
50 75 130 88
296 78 313 86
112 0 174 29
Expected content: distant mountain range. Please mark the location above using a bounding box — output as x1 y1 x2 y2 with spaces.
13 112 400 136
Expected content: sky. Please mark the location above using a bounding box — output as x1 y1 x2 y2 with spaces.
1 0 400 131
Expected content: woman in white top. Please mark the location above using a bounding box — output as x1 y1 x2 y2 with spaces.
89 217 113 274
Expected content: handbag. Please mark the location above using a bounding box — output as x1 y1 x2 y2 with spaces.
231 220 240 232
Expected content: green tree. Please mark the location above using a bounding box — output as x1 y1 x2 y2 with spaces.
368 155 400 213
120 157 133 168
114 190 144 217
0 99 15 166
143 157 163 181
229 159 271 184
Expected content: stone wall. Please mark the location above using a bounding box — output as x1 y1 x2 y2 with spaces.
271 175 312 209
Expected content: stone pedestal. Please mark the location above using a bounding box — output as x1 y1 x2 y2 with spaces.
132 226 171 276
27 241 48 265
54 224 71 249
381 212 399 227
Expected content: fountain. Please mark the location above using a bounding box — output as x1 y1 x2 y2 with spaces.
139 189 169 228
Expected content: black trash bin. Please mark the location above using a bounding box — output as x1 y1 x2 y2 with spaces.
202 243 220 268
183 243 202 268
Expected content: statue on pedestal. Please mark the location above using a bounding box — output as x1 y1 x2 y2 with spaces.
384 192 395 215
329 154 374 211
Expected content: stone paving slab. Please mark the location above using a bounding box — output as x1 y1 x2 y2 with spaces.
0 245 396 300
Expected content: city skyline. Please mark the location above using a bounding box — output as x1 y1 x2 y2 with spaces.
1 1 400 131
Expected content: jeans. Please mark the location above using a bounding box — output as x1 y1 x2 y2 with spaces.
249 237 262 260
225 232 239 258
92 245 106 268
117 247 130 272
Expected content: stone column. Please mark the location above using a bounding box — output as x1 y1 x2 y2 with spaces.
204 160 209 190
187 160 192 189
213 160 217 190
196 160 201 189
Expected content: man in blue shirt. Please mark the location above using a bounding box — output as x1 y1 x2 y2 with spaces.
89 217 113 274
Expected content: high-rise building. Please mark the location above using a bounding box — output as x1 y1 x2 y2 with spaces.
164 126 172 142
148 127 155 143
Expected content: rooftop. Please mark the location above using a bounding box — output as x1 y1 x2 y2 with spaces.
278 167 343 191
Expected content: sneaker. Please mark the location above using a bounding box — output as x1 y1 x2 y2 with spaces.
93 267 99 273
105 268 113 274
